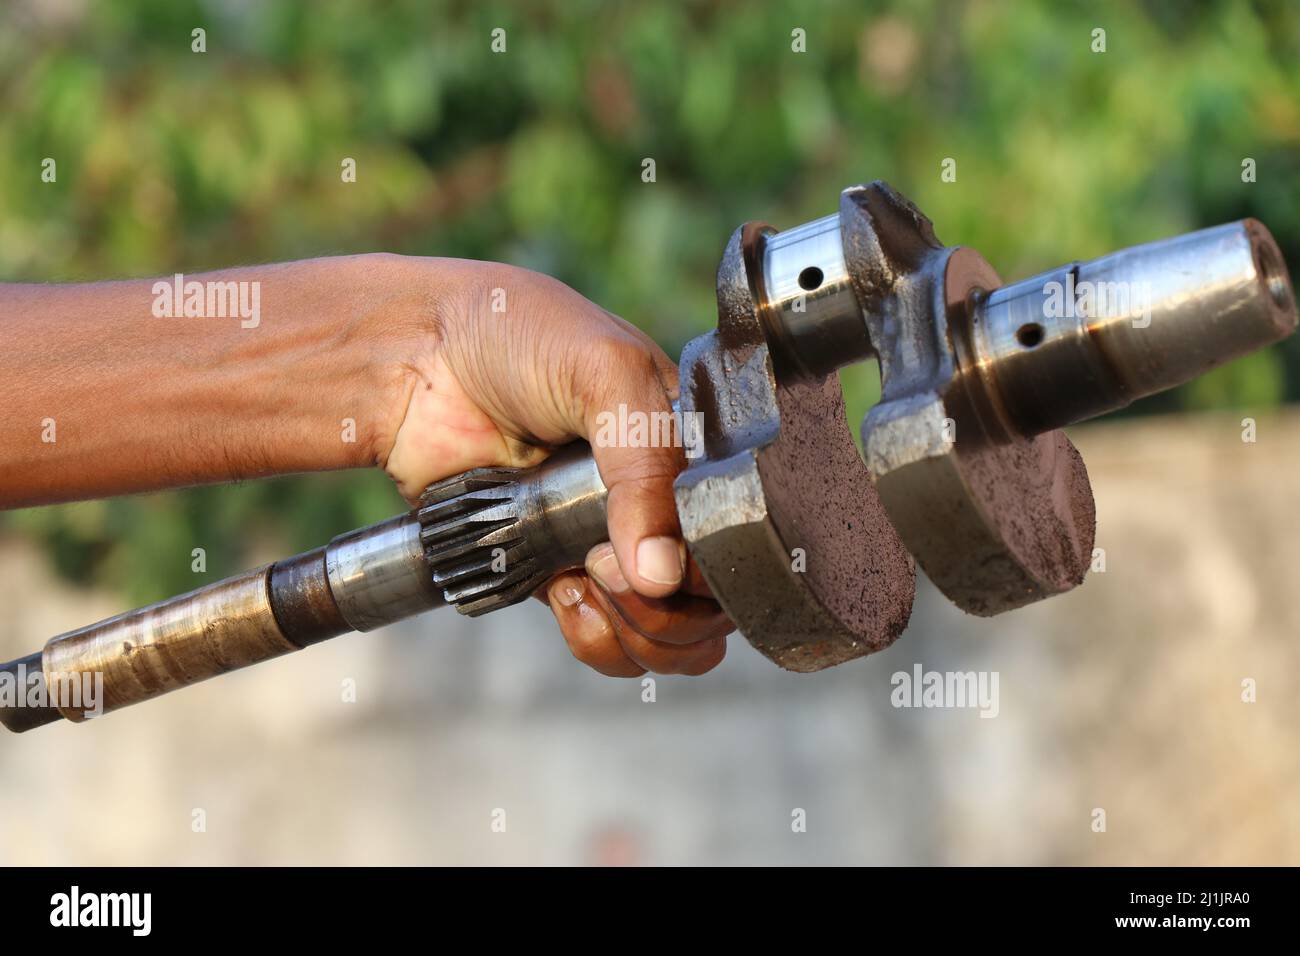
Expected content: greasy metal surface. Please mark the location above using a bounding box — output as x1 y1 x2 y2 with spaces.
848 181 1096 614
0 651 62 732
268 545 350 647
418 443 609 615
967 220 1299 437
325 514 445 631
674 222 916 671
757 212 871 378
419 465 534 614
40 566 297 721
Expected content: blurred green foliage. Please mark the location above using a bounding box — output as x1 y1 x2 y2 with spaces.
1 0 1297 602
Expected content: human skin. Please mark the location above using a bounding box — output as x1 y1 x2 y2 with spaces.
0 254 731 676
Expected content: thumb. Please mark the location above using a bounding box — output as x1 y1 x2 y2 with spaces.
578 336 687 599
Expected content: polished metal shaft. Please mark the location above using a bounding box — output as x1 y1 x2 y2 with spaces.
759 213 870 378
963 219 1296 437
0 514 443 732
753 212 1296 421
0 448 610 732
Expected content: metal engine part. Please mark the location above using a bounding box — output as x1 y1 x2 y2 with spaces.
843 184 1097 614
843 183 1295 614
417 444 608 616
3 179 1295 732
414 223 918 671
670 222 915 671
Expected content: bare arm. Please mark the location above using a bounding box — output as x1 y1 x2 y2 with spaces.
0 255 416 505
0 254 730 675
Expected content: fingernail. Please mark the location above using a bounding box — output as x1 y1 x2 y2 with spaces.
636 536 683 587
550 576 584 607
587 545 631 594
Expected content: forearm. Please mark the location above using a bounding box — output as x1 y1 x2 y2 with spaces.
0 254 433 508
0 250 725 677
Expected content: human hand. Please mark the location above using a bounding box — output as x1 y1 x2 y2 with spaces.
379 256 731 676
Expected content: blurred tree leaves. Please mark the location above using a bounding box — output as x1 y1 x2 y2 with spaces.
0 0 1296 602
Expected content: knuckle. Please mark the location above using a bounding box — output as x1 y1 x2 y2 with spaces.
557 604 613 665
599 332 660 376
566 605 652 680
588 336 667 408
606 462 681 493
679 637 727 676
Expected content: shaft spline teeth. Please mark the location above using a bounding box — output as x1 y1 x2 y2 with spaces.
419 467 517 506
417 467 538 615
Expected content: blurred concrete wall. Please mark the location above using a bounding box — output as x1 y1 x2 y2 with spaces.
1 411 1296 865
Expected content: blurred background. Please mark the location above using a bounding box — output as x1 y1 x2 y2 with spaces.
0 0 1297 864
